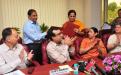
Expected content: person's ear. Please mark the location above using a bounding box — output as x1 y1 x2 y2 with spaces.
6 36 11 42
52 36 55 40
95 33 98 36
28 16 31 19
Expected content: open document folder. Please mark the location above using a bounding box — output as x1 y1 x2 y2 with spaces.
4 70 25 75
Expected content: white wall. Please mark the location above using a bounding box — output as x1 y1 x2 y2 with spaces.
0 0 102 37
0 0 68 37
67 0 84 22
84 0 102 29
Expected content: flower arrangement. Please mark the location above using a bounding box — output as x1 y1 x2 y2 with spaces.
103 54 121 74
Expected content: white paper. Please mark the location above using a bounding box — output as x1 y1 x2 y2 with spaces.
59 65 74 71
4 70 25 75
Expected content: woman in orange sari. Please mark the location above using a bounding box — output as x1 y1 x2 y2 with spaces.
62 9 85 37
80 27 107 60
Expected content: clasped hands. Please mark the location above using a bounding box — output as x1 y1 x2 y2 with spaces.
90 38 100 49
63 35 77 46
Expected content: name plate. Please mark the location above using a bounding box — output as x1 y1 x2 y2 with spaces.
49 68 70 75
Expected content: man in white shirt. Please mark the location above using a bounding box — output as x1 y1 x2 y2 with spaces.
0 27 33 74
46 26 76 63
107 22 121 53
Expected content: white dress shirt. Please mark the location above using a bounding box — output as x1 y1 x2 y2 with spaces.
0 43 28 74
47 41 71 64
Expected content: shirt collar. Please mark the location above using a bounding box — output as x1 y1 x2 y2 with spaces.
2 43 9 51
50 41 57 46
28 20 38 24
50 41 62 46
3 43 18 51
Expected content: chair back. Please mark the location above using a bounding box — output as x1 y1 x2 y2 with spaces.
41 39 50 64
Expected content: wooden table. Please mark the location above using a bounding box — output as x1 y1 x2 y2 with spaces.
21 58 104 75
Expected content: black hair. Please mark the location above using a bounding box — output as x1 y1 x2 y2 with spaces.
2 27 13 41
27 9 36 16
90 27 99 38
111 17 121 30
68 9 76 17
45 26 61 40
90 27 98 33
118 9 121 13
114 17 121 24
115 22 121 27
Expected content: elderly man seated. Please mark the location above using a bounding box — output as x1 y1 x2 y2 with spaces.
46 26 76 64
0 27 33 74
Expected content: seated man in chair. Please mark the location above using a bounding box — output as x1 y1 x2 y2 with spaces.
46 26 76 64
0 27 33 74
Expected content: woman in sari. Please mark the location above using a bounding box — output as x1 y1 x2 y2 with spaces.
62 9 85 37
79 27 107 60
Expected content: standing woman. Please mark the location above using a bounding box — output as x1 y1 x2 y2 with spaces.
80 27 107 60
62 9 85 37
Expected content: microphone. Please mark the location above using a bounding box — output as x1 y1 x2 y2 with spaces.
95 64 107 75
91 67 99 75
85 59 95 72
